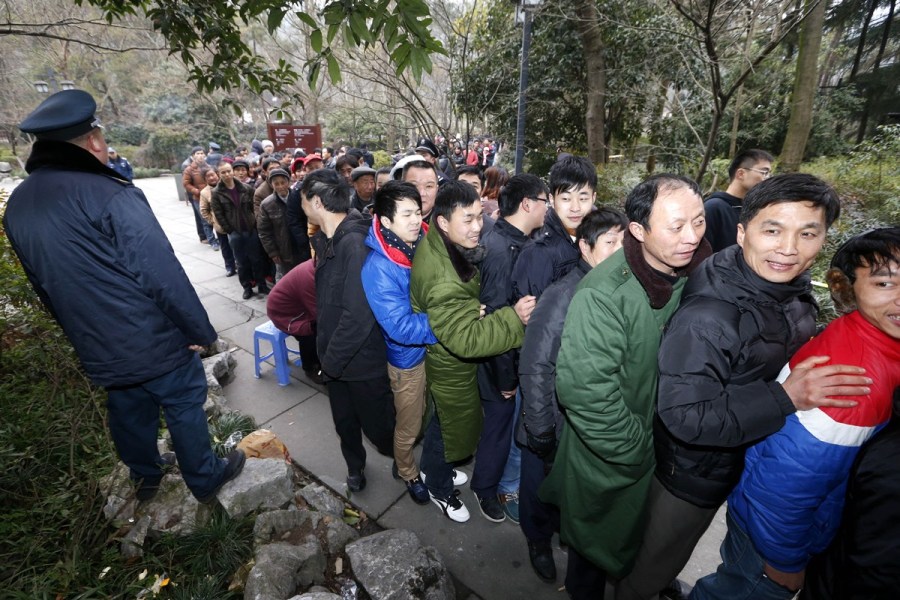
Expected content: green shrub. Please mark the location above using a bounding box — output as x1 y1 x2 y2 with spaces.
133 167 163 179
371 150 393 169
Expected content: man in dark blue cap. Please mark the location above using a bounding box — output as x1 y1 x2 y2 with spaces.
206 142 223 169
106 147 133 181
3 89 245 504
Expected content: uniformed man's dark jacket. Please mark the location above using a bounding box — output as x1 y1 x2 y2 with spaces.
3 140 216 387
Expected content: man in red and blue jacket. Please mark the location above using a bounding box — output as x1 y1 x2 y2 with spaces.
695 227 900 598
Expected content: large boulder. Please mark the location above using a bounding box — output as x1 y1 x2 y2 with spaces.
135 474 211 536
218 458 294 518
244 541 326 600
346 530 454 600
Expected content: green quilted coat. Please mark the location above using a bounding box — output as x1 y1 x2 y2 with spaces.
539 248 686 578
410 227 524 462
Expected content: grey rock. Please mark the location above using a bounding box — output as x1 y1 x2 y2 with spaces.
346 529 455 600
322 516 359 554
244 541 326 600
100 461 132 498
203 349 236 386
218 458 294 518
298 483 345 517
287 593 341 600
135 474 211 536
204 389 228 416
253 509 320 546
121 515 152 559
103 494 134 525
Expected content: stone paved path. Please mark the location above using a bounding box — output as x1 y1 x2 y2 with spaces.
137 175 726 600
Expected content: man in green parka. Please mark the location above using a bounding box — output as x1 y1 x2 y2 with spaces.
411 180 535 523
540 174 712 599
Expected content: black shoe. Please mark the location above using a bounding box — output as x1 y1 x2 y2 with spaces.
134 452 179 501
528 540 557 583
661 579 690 600
474 491 506 522
225 269 236 277
303 368 324 385
257 285 270 295
405 476 430 505
196 449 247 504
391 460 401 480
242 288 254 300
347 470 366 492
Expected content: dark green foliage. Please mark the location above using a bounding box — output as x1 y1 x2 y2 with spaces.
143 128 191 169
208 412 257 457
106 124 151 146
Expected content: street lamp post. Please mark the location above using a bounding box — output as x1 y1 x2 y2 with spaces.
513 0 543 175
33 69 75 94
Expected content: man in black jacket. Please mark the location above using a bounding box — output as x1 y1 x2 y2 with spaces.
517 208 626 583
511 155 596 301
300 169 395 493
471 173 547 523
617 174 870 600
3 90 244 504
703 149 773 253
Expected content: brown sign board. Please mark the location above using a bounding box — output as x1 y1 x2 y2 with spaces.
267 124 322 154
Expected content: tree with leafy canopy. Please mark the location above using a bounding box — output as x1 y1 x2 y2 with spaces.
3 0 445 111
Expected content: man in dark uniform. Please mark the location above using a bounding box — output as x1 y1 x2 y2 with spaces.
3 90 245 503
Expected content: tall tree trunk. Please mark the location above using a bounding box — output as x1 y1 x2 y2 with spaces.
780 0 827 171
729 4 759 157
856 0 895 142
850 0 878 81
819 20 846 87
572 0 607 164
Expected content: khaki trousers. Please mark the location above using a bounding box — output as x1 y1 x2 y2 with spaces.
387 361 427 481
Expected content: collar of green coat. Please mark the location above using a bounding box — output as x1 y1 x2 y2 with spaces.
424 226 480 283
623 230 712 309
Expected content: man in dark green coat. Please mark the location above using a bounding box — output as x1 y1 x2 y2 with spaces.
540 174 712 599
411 180 535 523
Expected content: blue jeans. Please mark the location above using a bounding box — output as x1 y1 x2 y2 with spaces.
106 354 225 499
189 199 207 242
420 407 454 500
691 511 799 600
498 391 522 495
218 231 235 272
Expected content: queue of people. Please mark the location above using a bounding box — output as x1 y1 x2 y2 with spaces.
5 90 899 600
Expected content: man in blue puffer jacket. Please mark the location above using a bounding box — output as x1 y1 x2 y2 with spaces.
361 181 440 504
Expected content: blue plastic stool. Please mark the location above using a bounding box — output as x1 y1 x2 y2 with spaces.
253 320 302 386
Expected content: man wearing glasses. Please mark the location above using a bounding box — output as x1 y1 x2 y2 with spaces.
704 149 774 252
471 173 548 523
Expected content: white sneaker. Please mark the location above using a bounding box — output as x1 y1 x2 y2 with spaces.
430 489 470 523
421 469 469 487
451 469 468 486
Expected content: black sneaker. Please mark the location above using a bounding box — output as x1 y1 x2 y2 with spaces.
528 540 557 583
303 368 324 385
391 461 401 480
405 476 430 505
242 288 254 300
196 449 246 504
474 491 506 522
225 268 236 277
347 470 367 492
430 489 470 522
257 285 270 295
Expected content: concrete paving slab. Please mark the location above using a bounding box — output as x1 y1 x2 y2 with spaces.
379 498 568 600
220 348 318 425
200 289 258 332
